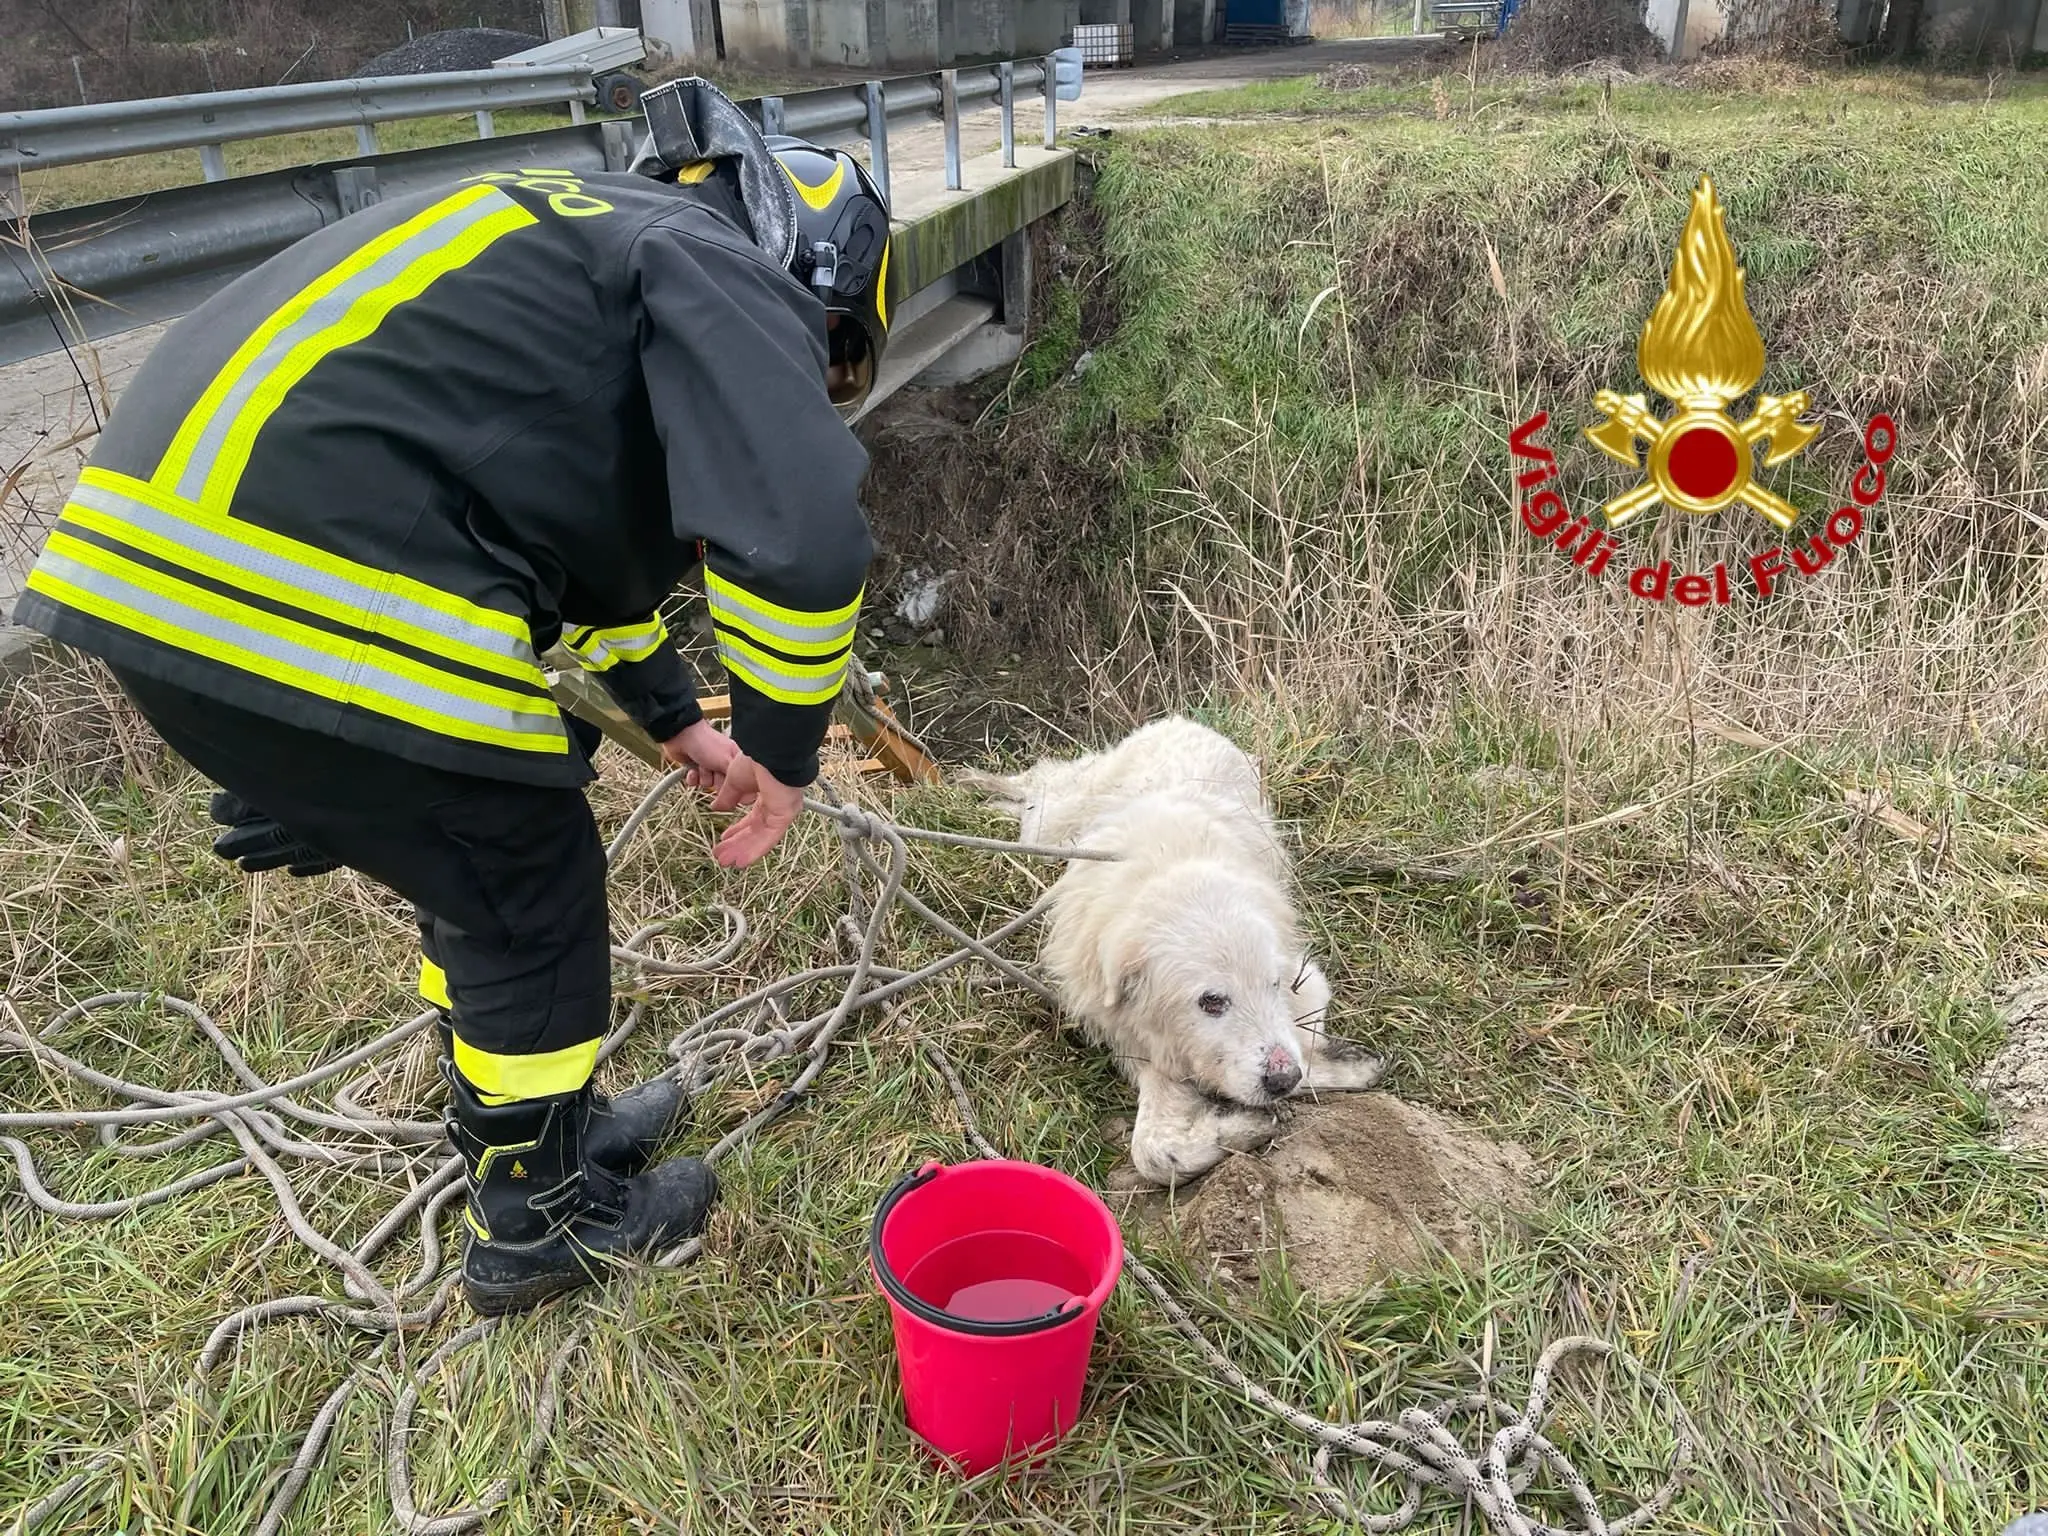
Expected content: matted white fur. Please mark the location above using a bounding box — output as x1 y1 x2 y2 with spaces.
963 717 1386 1187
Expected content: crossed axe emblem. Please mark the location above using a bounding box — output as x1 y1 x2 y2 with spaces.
1584 389 1820 533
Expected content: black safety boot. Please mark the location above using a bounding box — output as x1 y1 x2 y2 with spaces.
433 1014 683 1176
445 1068 718 1317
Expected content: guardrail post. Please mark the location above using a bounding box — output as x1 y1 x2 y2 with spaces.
475 109 496 139
569 97 587 126
1043 56 1057 150
355 123 379 156
599 118 640 171
759 96 785 134
862 81 890 205
200 144 228 181
333 166 381 216
940 70 961 192
998 62 1015 170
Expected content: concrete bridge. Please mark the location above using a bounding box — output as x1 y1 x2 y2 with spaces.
0 65 1086 634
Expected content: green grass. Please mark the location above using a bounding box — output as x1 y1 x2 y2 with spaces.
10 58 2048 1536
973 63 2048 750
5 658 2048 1534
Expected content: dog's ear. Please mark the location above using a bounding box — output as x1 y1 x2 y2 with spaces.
1057 909 1151 1022
1115 965 1145 1011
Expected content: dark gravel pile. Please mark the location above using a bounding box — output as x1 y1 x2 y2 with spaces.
354 28 544 78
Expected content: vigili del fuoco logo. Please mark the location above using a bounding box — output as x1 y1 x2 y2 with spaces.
1509 174 1897 606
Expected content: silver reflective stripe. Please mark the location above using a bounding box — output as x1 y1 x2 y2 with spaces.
716 635 847 703
566 619 664 672
704 576 858 655
69 479 537 677
169 191 515 505
37 547 564 746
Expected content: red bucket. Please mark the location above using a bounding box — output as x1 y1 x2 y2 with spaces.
870 1158 1124 1475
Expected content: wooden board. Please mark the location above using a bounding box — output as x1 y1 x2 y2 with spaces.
542 648 935 785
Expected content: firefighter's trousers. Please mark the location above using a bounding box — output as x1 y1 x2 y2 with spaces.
113 669 612 1104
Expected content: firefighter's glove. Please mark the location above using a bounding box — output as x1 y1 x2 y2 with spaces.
207 791 339 878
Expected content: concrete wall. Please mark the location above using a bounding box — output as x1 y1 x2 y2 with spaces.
1915 0 2047 56
883 0 945 64
1643 0 1726 55
720 0 797 60
707 0 1233 67
639 0 700 58
953 0 1019 59
1014 0 1070 50
1650 0 2045 58
813 0 877 64
1172 0 1216 41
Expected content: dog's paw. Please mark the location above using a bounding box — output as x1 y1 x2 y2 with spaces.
1129 1136 1221 1190
1105 1160 1160 1193
1299 1047 1388 1094
1212 1104 1283 1154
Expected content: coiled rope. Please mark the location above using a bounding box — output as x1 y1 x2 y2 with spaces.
2 767 1693 1535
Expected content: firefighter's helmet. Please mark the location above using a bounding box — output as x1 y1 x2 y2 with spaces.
630 79 891 414
764 135 892 414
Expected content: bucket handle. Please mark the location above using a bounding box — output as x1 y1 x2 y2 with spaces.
870 1162 1088 1338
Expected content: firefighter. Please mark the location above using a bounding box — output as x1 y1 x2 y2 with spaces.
9 81 892 1316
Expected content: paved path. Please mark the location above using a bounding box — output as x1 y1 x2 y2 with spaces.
0 35 1438 611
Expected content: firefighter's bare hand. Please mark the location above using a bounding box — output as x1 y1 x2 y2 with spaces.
708 757 804 869
663 719 740 794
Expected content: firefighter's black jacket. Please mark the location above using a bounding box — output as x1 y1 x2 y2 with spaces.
13 165 872 789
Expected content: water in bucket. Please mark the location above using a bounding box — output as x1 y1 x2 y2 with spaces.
871 1159 1124 1475
903 1230 1088 1323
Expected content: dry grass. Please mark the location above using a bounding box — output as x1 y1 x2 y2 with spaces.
915 69 2048 759
6 640 2048 1532
8 59 2048 1536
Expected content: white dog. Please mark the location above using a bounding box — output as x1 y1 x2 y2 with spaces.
963 717 1386 1187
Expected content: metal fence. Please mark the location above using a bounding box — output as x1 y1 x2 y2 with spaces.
0 57 1074 368
0 67 602 190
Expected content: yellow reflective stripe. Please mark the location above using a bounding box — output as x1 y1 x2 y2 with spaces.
84 466 532 646
452 1034 600 1104
563 615 667 672
60 489 542 688
703 568 860 657
31 534 567 754
45 530 555 720
876 239 890 332
418 956 452 1009
155 184 539 509
783 157 846 211
716 628 848 706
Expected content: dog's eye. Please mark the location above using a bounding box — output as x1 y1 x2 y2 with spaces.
1198 991 1230 1017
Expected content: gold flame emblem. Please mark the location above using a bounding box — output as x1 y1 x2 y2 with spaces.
1584 175 1817 531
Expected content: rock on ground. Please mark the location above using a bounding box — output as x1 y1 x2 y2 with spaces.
1108 1094 1537 1303
1979 976 2048 1153
355 30 543 78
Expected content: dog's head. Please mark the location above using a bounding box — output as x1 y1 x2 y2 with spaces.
1077 864 1319 1108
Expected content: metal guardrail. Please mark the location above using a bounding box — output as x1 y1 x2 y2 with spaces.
0 67 599 189
748 60 1053 200
0 58 1076 368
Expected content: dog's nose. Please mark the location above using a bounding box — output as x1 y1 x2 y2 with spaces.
1259 1049 1302 1099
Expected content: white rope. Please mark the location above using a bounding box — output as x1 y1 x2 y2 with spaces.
1 768 1695 1536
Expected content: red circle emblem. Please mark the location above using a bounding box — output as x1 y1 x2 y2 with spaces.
1667 427 1741 501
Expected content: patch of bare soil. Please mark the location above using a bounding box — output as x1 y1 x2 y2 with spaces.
1979 977 2048 1154
1109 1094 1538 1303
